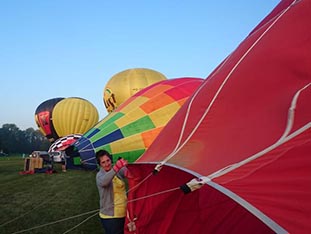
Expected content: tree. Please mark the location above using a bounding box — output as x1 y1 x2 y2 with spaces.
0 124 50 154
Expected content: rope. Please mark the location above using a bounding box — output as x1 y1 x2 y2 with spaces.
10 209 99 234
0 196 53 227
126 172 153 195
9 183 180 234
62 211 98 234
127 187 180 203
205 82 311 181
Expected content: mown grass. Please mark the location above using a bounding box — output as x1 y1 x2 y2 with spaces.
0 156 103 234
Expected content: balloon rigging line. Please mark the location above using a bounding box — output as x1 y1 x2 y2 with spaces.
278 83 311 142
126 187 180 203
5 175 99 233
204 83 311 181
126 172 153 195
156 1 294 168
0 195 55 227
9 186 180 234
0 186 75 228
10 209 99 234
62 211 98 234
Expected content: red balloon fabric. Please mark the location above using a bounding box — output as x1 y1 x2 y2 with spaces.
125 0 311 233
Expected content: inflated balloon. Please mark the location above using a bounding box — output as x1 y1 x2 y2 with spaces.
52 97 99 138
35 97 64 142
67 77 204 169
103 68 167 113
125 1 311 233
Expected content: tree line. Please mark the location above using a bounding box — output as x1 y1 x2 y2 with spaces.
0 124 50 155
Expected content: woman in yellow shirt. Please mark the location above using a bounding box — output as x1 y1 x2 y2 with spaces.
96 150 128 234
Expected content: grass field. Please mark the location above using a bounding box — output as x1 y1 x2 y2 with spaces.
0 156 103 234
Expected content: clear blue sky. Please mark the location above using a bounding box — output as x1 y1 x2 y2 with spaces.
0 0 280 130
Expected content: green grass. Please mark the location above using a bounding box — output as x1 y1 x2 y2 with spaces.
0 156 103 234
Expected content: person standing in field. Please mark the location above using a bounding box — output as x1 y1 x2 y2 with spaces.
96 149 128 234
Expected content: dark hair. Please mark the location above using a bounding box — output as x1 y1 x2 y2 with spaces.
96 150 113 164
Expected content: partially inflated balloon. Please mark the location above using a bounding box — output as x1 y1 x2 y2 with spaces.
48 134 82 166
103 68 167 113
48 134 82 152
35 98 64 142
52 97 99 138
67 77 204 169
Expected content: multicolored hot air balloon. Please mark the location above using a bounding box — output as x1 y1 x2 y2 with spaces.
35 97 65 142
103 68 167 113
67 77 204 169
125 0 311 233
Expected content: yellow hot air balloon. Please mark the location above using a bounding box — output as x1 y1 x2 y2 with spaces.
103 68 167 113
52 97 99 137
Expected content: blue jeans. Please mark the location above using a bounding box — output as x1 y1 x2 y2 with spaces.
100 217 125 234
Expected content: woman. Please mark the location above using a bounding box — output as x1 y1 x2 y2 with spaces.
96 150 128 234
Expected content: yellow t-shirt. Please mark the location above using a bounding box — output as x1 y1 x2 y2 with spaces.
100 175 127 218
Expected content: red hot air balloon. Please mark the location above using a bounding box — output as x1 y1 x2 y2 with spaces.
125 1 311 233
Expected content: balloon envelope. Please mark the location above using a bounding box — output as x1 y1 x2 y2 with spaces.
35 97 64 142
48 134 82 152
125 1 311 233
68 77 204 169
48 134 82 167
52 97 99 138
103 68 167 113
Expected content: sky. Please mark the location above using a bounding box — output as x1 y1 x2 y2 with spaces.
0 0 280 130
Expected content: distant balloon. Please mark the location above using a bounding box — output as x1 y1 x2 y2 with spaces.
35 97 99 143
48 134 82 165
67 77 204 170
103 68 167 113
48 134 82 152
35 97 64 142
52 97 99 138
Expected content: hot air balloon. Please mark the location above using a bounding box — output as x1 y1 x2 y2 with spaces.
35 97 99 143
125 0 311 233
48 134 82 168
48 134 82 153
103 68 167 113
35 97 64 142
52 97 99 138
66 77 204 170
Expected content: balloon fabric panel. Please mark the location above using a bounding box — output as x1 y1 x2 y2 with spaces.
165 81 203 100
94 112 124 129
110 134 145 152
140 94 176 114
117 96 149 113
114 108 147 128
91 122 120 141
92 129 123 148
140 84 173 99
113 150 145 162
141 127 164 148
120 115 155 137
148 102 182 127
84 128 100 139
